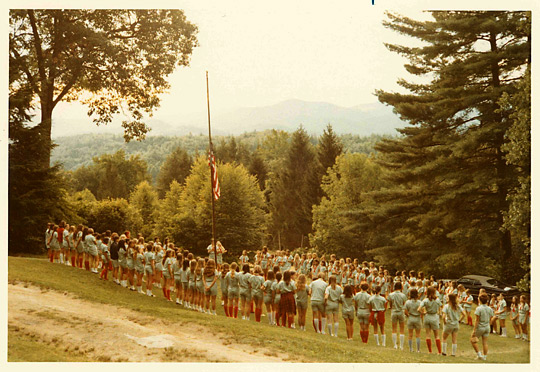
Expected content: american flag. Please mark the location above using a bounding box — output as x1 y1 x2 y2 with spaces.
208 152 220 200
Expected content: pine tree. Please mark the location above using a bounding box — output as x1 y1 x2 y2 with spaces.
248 151 268 191
318 124 343 174
156 146 193 198
371 11 530 279
267 126 322 249
500 67 530 290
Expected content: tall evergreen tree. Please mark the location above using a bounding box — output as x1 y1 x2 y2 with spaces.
156 146 193 198
371 11 530 280
500 67 531 290
318 124 343 174
267 126 322 249
248 151 268 191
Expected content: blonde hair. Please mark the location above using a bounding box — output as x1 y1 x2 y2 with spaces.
230 262 237 279
297 274 307 291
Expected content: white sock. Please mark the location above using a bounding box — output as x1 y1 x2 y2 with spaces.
374 334 380 345
321 318 327 334
442 342 447 354
267 313 272 324
477 351 483 357
59 254 64 263
314 319 320 332
382 334 386 346
451 343 457 356
400 334 405 349
334 322 339 336
392 333 397 347
328 323 333 335
502 327 506 336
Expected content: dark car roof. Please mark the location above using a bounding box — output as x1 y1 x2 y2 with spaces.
460 275 493 281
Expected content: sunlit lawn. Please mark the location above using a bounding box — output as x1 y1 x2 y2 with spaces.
8 257 530 363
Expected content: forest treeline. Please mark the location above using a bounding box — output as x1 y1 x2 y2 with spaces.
9 11 530 290
51 131 385 181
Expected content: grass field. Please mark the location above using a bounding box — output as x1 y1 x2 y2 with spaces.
7 256 530 363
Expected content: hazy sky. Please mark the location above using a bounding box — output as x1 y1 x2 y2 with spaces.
12 0 538 128
51 1 434 124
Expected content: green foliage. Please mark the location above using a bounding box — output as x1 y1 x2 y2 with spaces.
248 151 268 191
154 180 184 239
267 127 321 249
68 189 97 225
371 11 530 281
166 157 267 257
310 154 386 258
85 198 133 234
129 181 159 237
156 146 193 198
52 131 383 181
317 124 343 175
500 67 531 291
71 150 151 200
9 9 198 167
8 74 74 254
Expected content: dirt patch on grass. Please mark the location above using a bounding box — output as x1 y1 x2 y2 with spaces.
8 284 287 362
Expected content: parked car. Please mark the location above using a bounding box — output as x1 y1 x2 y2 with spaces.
456 275 521 300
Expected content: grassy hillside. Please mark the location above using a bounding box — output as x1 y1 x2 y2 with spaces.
8 257 530 363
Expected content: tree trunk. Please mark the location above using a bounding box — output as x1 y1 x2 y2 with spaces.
37 100 53 169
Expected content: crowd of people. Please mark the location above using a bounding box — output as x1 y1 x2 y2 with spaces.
45 221 530 361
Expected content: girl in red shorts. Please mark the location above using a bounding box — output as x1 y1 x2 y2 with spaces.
368 285 387 346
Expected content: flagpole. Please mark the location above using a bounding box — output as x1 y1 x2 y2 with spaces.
206 71 218 261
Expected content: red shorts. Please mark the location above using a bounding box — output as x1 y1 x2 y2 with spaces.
369 310 386 326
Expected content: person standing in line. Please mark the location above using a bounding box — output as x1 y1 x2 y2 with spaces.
238 263 252 320
154 245 164 289
134 245 145 294
518 295 529 341
418 286 443 355
263 271 276 324
404 288 422 352
341 284 355 341
470 293 495 361
272 272 282 326
186 259 197 310
220 263 230 316
144 244 155 296
109 234 119 284
388 281 407 350
195 258 206 311
324 275 343 337
45 223 54 262
249 265 265 322
367 285 387 346
227 262 240 318
441 293 466 357
354 282 371 344
277 270 297 328
161 249 174 301
494 293 508 337
99 237 111 281
203 258 219 315
309 272 328 334
173 252 183 303
295 273 309 331
239 250 249 267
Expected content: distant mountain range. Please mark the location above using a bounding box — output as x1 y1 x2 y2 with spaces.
50 99 408 138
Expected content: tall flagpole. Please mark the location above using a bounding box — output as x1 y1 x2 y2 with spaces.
206 71 218 261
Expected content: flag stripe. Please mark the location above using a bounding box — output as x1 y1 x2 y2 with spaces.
208 152 220 200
